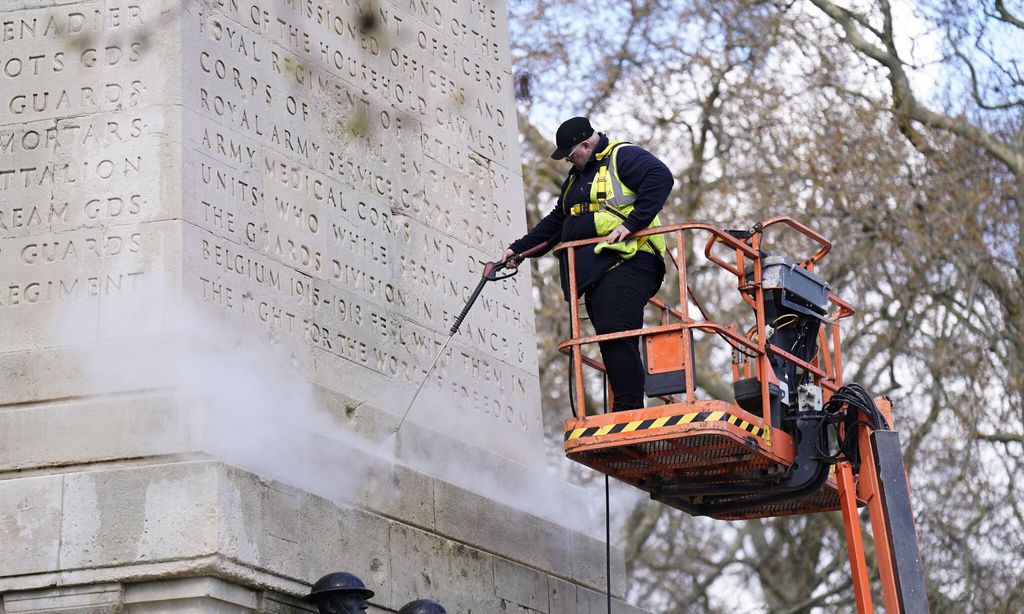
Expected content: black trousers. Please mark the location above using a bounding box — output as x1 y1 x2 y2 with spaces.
584 252 665 411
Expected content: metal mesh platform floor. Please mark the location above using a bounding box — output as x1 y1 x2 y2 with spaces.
568 429 842 520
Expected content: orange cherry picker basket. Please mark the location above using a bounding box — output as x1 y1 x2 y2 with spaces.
554 216 928 613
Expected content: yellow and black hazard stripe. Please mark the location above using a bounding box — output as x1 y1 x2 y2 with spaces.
564 410 770 444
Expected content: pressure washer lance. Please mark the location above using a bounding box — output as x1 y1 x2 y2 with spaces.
391 242 550 434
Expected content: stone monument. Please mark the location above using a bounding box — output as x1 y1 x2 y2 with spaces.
0 0 643 612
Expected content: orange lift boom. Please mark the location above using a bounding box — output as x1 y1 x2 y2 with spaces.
555 217 928 613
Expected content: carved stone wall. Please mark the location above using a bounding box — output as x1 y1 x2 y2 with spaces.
0 1 644 612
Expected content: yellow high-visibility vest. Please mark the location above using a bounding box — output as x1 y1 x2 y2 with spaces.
563 140 665 258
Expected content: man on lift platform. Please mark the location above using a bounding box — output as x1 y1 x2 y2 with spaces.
504 116 673 411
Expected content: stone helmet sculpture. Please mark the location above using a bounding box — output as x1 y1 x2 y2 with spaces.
304 572 374 614
397 598 448 614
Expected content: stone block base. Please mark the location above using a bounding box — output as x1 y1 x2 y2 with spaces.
0 459 645 613
2 578 314 614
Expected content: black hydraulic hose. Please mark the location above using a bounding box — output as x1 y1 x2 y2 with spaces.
598 372 606 609
692 385 886 516
657 413 832 516
603 373 611 614
695 459 831 517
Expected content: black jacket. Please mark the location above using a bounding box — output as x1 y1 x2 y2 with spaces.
509 133 673 299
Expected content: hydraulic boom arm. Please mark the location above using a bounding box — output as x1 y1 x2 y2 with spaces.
837 398 928 613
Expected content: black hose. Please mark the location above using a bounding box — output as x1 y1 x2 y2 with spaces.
566 314 611 612
820 383 888 470
683 412 832 515
603 373 611 614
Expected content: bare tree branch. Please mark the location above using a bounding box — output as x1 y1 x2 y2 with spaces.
979 431 1024 444
809 0 1021 174
952 47 1024 110
995 0 1024 30
584 0 655 116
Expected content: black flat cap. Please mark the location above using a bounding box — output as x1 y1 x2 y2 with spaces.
550 116 594 159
